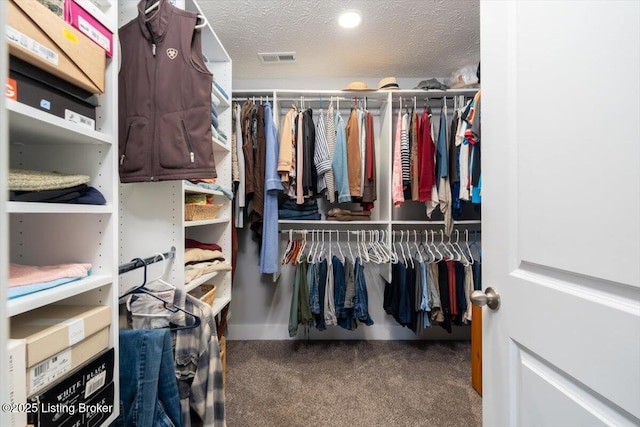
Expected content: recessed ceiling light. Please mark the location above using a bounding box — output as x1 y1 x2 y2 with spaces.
339 10 362 29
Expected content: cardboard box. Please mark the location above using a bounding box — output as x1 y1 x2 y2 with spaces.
10 304 111 368
27 327 110 396
8 56 97 130
27 349 114 427
6 0 105 93
8 339 28 427
65 0 113 57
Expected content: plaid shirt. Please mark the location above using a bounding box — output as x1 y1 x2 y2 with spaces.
174 291 226 427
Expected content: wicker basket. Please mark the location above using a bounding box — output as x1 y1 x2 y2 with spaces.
188 284 216 306
184 203 222 221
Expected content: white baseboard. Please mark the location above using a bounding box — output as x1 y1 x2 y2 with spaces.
227 323 471 341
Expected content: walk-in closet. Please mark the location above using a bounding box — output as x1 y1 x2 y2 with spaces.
1 1 638 427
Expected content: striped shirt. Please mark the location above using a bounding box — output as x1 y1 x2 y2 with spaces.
314 109 330 193
325 104 337 203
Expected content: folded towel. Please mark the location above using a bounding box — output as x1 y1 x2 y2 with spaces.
9 262 91 287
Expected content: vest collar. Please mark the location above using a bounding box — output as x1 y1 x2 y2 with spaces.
137 0 172 43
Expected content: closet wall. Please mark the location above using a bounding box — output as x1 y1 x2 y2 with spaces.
117 0 233 317
230 83 479 340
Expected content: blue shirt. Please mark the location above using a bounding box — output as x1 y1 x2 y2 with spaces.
260 102 284 274
332 111 351 203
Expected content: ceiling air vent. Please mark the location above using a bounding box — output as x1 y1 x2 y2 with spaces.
258 52 296 64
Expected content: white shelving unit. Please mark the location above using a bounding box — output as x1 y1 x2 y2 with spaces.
230 88 480 340
118 0 233 328
1 0 120 425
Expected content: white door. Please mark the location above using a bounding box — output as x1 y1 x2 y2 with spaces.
480 1 640 426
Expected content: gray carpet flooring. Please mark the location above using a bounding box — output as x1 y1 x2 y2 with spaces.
225 340 482 427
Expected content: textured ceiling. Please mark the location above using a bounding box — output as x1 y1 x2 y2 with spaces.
200 0 480 80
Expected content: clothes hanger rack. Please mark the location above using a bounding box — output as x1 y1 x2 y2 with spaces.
119 254 201 331
118 247 176 275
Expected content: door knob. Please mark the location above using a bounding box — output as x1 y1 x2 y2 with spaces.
470 287 501 310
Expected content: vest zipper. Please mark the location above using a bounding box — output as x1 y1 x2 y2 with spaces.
120 123 133 166
181 119 195 163
146 22 158 181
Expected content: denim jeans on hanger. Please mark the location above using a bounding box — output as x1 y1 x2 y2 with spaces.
353 258 374 326
114 328 183 427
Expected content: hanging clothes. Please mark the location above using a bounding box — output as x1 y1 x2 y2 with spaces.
392 110 405 206
325 104 337 203
278 106 297 189
333 109 351 203
401 112 411 199
233 103 246 228
410 109 420 201
362 111 377 209
345 108 361 197
314 109 330 193
259 102 283 274
241 101 256 199
419 107 435 202
353 257 374 326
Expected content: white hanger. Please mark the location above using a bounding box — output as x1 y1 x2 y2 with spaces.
296 231 307 264
328 230 333 261
368 231 383 264
336 230 346 262
307 229 316 263
413 230 424 263
361 230 370 263
431 230 443 261
404 231 414 268
439 230 455 259
146 252 175 291
317 230 326 262
375 230 391 263
388 230 399 264
446 232 462 262
464 230 475 265
397 231 408 266
346 230 355 261
423 230 435 262
144 1 208 29
282 229 294 264
454 230 470 266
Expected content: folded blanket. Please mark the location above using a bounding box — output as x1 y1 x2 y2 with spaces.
327 208 371 217
9 169 90 191
185 238 222 252
184 248 224 264
9 262 91 287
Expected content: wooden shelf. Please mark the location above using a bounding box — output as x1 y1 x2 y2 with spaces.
211 295 231 317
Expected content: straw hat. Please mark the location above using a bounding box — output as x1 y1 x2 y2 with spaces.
378 77 399 90
341 81 375 91
9 169 90 191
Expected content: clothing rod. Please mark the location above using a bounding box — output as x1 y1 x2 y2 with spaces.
232 97 387 103
118 247 176 275
391 230 482 234
278 108 382 116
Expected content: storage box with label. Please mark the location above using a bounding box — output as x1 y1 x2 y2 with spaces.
6 0 105 93
27 349 114 427
27 327 110 396
8 55 98 130
10 304 111 368
8 339 28 427
65 0 114 57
